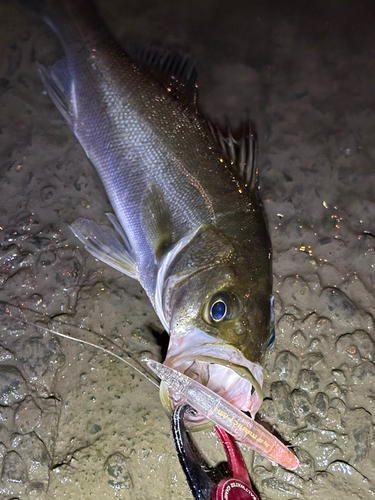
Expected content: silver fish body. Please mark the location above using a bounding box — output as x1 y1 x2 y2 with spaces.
35 0 273 425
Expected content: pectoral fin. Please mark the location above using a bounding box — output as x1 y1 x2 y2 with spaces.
142 185 173 260
70 217 137 279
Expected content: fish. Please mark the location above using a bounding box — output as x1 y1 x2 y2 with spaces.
28 0 273 427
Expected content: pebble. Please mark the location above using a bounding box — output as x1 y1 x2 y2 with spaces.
324 382 343 399
2 450 27 484
301 352 324 370
313 392 329 417
331 369 346 385
258 398 277 422
305 413 321 429
336 333 362 364
291 330 306 348
13 336 60 380
294 429 315 445
12 432 50 484
352 361 375 387
343 408 372 465
320 287 365 329
277 314 296 335
0 366 27 406
262 477 303 497
327 460 372 482
0 405 14 425
352 330 375 361
308 338 321 351
293 448 315 478
0 346 13 362
291 389 311 417
324 288 357 320
37 249 56 267
87 420 102 435
105 452 133 491
15 396 42 434
274 350 299 383
40 185 56 204
270 381 297 427
325 408 343 431
131 327 149 344
329 397 346 413
315 442 342 468
298 369 320 392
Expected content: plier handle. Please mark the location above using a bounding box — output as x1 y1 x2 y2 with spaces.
172 404 260 500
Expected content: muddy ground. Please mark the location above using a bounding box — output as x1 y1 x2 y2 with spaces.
0 0 375 499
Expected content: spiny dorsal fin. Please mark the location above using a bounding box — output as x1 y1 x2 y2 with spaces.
125 41 198 107
209 123 258 190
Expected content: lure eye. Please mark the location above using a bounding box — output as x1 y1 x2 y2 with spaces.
210 299 227 322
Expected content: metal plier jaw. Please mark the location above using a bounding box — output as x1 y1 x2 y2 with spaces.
172 404 260 500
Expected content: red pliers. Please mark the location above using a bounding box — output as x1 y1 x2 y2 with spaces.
172 404 260 500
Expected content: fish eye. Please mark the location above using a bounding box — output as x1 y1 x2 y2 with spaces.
210 300 227 322
209 293 230 322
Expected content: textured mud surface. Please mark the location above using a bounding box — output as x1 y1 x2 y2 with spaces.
1 0 375 499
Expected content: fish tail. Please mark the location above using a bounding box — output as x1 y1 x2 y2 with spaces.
19 0 116 127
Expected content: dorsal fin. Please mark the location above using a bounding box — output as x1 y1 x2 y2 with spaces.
125 41 198 107
209 123 258 190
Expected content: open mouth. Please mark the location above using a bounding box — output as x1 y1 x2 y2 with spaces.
160 331 264 429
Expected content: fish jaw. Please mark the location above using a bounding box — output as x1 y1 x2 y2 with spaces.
160 327 263 428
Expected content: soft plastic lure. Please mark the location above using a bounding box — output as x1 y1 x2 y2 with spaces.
148 360 299 471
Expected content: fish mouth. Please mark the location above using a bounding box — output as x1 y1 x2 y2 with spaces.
161 330 264 429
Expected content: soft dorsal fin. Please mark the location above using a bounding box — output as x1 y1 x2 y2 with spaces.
125 41 198 107
209 123 258 190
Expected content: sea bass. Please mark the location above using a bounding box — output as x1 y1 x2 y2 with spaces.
32 0 273 426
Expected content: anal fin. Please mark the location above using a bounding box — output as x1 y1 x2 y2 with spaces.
70 217 137 279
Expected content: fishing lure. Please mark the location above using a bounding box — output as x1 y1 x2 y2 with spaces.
2 302 298 471
148 360 299 471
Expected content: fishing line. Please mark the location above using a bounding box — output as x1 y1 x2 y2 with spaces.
0 300 159 388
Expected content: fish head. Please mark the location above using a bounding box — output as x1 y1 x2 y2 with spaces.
159 225 273 428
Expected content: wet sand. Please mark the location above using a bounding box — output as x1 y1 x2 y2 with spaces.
0 0 375 498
